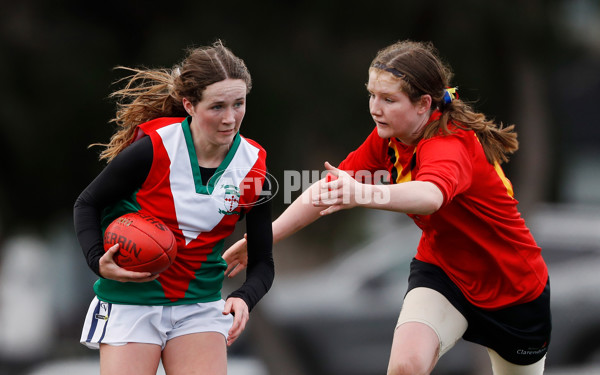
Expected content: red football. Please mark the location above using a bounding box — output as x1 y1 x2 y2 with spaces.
103 212 177 274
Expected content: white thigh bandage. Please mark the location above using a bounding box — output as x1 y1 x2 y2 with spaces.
487 348 546 375
396 287 468 357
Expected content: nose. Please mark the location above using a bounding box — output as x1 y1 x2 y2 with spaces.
223 107 235 124
370 98 382 117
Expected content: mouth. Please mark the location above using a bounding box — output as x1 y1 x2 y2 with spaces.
219 128 236 134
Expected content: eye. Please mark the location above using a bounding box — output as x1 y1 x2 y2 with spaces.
234 101 244 108
211 104 223 110
385 97 394 103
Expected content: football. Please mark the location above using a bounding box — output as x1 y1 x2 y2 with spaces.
103 211 177 274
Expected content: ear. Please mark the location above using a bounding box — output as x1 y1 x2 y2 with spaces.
182 98 194 116
417 95 433 114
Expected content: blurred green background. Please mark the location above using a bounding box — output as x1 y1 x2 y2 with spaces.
1 0 599 374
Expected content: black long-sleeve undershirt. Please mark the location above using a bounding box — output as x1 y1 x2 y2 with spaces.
73 136 274 311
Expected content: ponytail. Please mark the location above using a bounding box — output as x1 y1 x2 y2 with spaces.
425 96 519 164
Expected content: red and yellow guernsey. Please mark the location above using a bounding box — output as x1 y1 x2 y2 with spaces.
339 112 548 310
95 117 267 305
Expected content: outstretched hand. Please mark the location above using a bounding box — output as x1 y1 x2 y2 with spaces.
312 161 363 216
223 234 248 278
99 244 159 283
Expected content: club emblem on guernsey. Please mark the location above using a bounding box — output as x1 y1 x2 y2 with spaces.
219 185 240 215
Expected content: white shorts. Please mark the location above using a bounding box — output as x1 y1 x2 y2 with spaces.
80 297 233 350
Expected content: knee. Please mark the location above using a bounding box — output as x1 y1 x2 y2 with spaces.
387 352 434 375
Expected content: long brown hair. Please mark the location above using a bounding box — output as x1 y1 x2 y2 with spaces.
94 40 252 162
371 40 518 164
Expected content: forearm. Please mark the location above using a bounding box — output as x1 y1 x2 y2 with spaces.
272 180 324 244
228 198 274 311
74 193 105 276
361 181 443 215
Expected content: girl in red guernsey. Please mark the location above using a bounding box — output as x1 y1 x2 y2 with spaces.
224 40 550 375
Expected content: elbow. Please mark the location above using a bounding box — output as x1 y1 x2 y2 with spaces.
266 258 275 288
73 191 91 213
73 194 83 212
418 199 442 215
415 183 444 215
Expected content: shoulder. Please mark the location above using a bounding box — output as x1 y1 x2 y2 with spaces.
108 135 153 174
240 135 265 152
420 127 477 148
133 117 186 141
239 135 267 160
416 129 480 165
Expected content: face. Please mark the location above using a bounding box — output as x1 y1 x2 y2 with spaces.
367 69 431 145
184 78 247 149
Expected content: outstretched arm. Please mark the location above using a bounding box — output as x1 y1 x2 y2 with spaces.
223 179 325 278
313 161 444 216
272 180 324 243
223 161 444 277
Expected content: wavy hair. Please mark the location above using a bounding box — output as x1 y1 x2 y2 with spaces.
93 40 252 162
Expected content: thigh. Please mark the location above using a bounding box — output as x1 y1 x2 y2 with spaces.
465 281 551 365
396 287 468 357
100 343 162 375
162 332 227 375
487 348 546 375
389 322 440 375
388 288 468 374
81 297 166 349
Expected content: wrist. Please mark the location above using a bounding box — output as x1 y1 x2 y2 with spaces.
362 184 390 209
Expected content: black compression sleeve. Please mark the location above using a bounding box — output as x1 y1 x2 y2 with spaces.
227 180 275 312
73 137 153 277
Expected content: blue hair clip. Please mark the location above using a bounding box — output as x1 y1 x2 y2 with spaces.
443 87 458 104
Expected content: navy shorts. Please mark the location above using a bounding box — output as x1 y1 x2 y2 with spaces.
406 258 551 365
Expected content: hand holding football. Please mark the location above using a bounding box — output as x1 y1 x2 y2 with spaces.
103 212 177 274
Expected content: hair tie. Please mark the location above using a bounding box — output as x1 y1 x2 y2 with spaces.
443 87 458 104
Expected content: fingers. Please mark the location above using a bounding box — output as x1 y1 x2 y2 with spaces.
99 244 157 282
98 244 119 278
224 262 237 277
103 243 120 259
222 236 249 278
324 161 339 175
123 269 157 282
223 298 233 315
321 162 345 192
313 181 343 207
223 298 249 346
320 205 342 216
109 268 156 283
226 264 246 278
313 164 359 214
